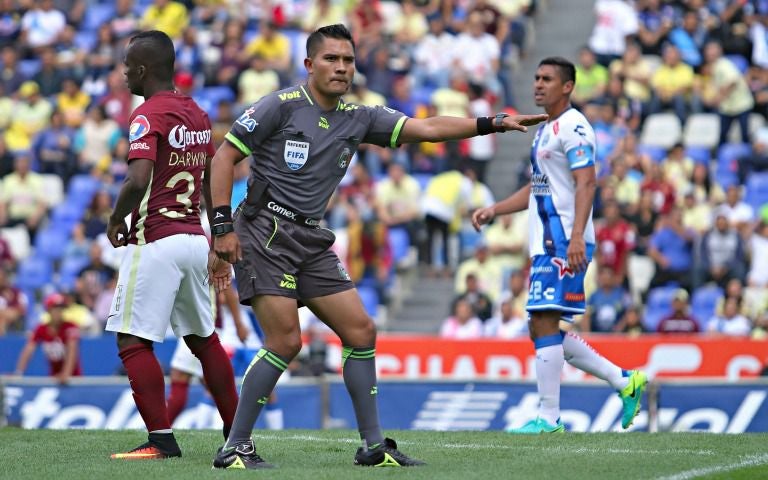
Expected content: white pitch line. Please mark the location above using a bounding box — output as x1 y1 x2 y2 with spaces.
251 434 715 457
657 453 768 480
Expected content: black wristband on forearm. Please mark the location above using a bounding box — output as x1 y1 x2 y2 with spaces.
477 116 494 136
212 206 232 226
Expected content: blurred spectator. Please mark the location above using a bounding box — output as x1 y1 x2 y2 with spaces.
640 163 676 215
411 15 455 89
243 19 292 86
111 0 140 40
453 272 494 322
0 233 14 271
345 204 392 306
602 75 642 132
572 47 608 109
87 24 120 86
0 266 27 334
98 69 133 131
56 77 91 128
484 294 527 339
360 45 398 100
374 161 423 246
691 162 724 205
0 45 23 94
349 0 384 57
649 44 694 122
614 305 647 336
718 185 755 233
14 293 81 382
421 170 471 274
595 200 635 283
707 296 752 336
738 128 768 183
748 221 768 287
430 73 469 171
657 288 700 334
32 47 65 97
453 11 501 99
238 54 280 107
625 190 658 255
20 0 66 53
0 153 48 238
175 27 203 77
502 268 529 320
466 83 494 182
454 242 503 303
74 104 121 175
173 70 194 96
0 83 11 131
440 297 483 339
636 0 675 56
39 289 96 334
609 41 652 109
483 212 528 273
669 8 707 67
588 0 639 66
604 158 640 210
391 0 429 46
301 0 346 33
93 268 117 327
140 0 189 40
82 190 113 240
63 222 90 261
703 41 754 145
76 242 116 312
662 144 694 196
32 109 75 181
709 0 753 58
648 207 695 291
0 136 13 176
681 188 713 235
700 211 747 288
6 81 53 151
461 167 494 251
347 73 386 107
753 314 768 340
584 268 632 333
0 0 22 49
55 24 87 81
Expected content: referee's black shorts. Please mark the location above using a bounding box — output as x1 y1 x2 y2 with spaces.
232 208 354 305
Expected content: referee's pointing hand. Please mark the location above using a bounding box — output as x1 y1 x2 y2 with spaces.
499 113 549 133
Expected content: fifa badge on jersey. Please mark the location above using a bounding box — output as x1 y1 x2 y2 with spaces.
337 262 351 281
337 147 352 169
129 115 151 142
284 140 309 170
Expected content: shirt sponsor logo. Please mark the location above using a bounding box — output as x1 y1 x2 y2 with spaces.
531 173 551 196
278 90 301 101
128 115 150 142
267 201 297 220
318 116 329 129
129 142 150 151
530 265 553 274
284 140 309 170
168 125 212 150
574 124 587 138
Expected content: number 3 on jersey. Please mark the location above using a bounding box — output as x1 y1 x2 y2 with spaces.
159 172 195 218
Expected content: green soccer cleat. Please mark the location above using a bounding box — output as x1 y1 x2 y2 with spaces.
619 370 648 429
212 440 274 470
506 417 566 434
354 438 425 467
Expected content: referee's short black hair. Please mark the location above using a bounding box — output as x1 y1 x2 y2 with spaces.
306 24 355 58
129 30 176 79
539 56 576 85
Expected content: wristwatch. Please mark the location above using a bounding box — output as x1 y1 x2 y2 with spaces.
494 113 509 132
211 222 235 237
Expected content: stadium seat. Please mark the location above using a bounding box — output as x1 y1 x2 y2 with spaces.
716 143 751 189
34 228 70 261
39 174 64 208
636 144 667 163
640 113 682 149
0 225 31 261
357 285 380 318
82 3 116 31
67 174 101 206
17 59 41 79
459 229 483 259
412 173 432 191
683 113 719 149
388 227 410 268
725 54 748 74
197 86 235 105
14 257 53 291
643 286 680 331
50 200 86 227
74 30 98 53
627 254 655 303
57 255 90 291
728 113 766 144
685 146 711 165
691 285 724 329
745 172 768 211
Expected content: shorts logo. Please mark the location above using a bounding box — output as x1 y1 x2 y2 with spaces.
551 257 575 279
564 292 585 302
337 147 351 169
337 262 350 281
279 273 296 289
284 140 309 170
129 115 150 142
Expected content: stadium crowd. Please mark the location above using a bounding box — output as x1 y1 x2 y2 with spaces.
0 0 767 354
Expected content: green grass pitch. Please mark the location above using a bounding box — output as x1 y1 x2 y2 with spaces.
1 429 767 479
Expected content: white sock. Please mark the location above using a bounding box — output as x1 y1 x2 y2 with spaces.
534 342 564 425
264 407 284 430
562 332 628 390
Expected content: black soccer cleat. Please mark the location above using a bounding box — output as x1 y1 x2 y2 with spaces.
111 432 182 460
212 439 274 469
354 438 425 467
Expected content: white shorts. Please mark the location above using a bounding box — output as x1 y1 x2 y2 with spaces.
170 338 204 377
105 234 216 343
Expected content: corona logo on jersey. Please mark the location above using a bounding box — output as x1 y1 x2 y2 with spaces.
551 257 575 279
128 115 151 142
168 125 212 150
284 140 309 170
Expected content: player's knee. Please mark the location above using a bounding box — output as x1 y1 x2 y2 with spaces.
116 333 150 351
267 334 302 360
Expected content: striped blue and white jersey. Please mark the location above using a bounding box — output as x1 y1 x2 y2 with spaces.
527 107 596 259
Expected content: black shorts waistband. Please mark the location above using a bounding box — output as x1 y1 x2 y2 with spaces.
261 196 321 227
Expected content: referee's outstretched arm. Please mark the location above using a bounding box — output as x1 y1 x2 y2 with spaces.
396 112 548 144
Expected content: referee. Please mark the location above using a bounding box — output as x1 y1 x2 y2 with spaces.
210 24 547 469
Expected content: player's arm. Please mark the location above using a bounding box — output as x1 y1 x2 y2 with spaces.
568 166 597 273
471 183 531 231
211 140 247 264
397 113 547 144
58 335 79 384
14 336 37 375
107 158 154 247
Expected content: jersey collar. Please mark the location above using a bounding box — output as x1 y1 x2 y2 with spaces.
300 83 344 112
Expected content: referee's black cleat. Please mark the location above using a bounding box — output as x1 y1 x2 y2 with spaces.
354 438 425 467
212 440 274 469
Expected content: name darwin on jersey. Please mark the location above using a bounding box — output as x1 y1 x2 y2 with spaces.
168 124 212 150
169 150 206 167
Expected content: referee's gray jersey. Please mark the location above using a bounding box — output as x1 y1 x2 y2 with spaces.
225 85 407 219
